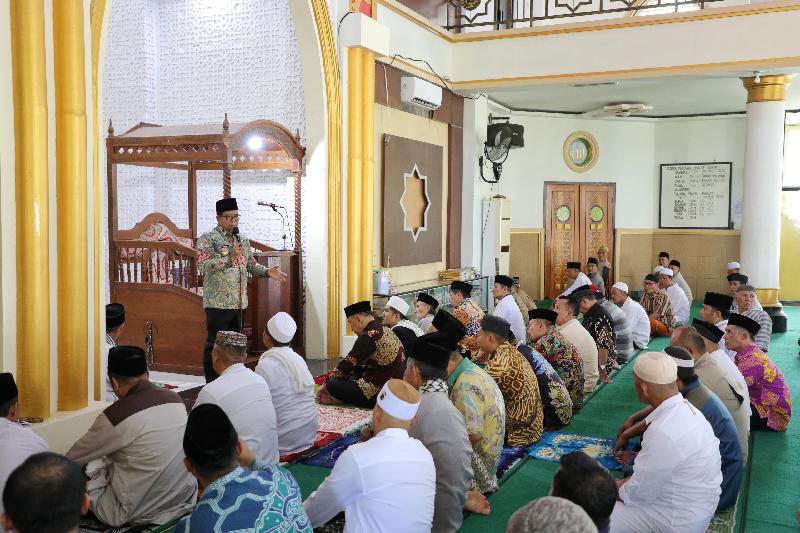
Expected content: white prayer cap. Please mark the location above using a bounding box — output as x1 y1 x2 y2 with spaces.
658 268 673 277
376 379 420 420
653 266 665 274
387 295 410 316
727 262 740 270
611 282 629 294
633 352 677 384
267 312 297 343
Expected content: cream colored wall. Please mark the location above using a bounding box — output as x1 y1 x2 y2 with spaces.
373 104 449 286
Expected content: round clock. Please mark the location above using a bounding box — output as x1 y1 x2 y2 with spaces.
563 131 599 173
589 205 604 223
555 205 571 223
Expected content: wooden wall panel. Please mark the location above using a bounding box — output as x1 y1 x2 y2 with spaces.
510 231 542 300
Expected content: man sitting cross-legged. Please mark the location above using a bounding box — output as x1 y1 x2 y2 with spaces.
554 295 599 395
529 309 585 412
595 287 634 364
415 292 439 333
573 287 617 384
448 281 484 358
304 379 436 532
176 404 311 532
639 273 676 337
735 285 772 352
319 301 406 407
66 346 197 527
382 295 424 354
668 259 693 303
255 312 317 457
657 267 690 326
550 451 617 533
194 331 279 465
610 352 721 533
609 282 650 350
700 292 735 358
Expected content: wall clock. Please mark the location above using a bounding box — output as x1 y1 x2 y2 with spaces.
563 131 599 173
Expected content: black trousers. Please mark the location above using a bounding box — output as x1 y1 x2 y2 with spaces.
750 409 777 432
326 377 375 408
204 308 245 382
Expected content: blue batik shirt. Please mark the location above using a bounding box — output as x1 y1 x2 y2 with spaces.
175 461 312 533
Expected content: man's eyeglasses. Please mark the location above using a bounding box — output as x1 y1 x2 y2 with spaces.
221 215 240 222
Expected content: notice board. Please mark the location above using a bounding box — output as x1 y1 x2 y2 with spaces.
659 162 732 229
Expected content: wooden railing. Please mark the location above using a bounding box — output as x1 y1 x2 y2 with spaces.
113 239 200 292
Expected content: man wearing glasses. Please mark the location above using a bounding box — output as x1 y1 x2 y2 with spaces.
197 198 287 382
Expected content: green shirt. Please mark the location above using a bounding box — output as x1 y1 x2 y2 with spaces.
196 226 268 309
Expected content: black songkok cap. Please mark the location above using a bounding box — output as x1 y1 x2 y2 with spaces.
692 318 724 343
393 327 418 355
644 274 659 283
728 313 761 337
481 315 510 339
106 303 125 330
0 373 18 405
529 308 558 323
450 280 473 295
344 300 372 317
108 346 148 377
659 251 670 258
669 260 681 268
587 257 599 265
215 197 238 215
704 292 733 312
495 275 514 288
416 293 439 310
183 404 238 465
566 262 581 270
431 309 467 341
570 285 592 296
727 273 749 284
409 331 456 369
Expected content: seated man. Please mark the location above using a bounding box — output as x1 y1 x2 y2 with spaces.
726 261 740 276
507 497 597 533
597 245 611 287
665 347 743 510
529 309 585 411
728 274 763 312
383 295 424 340
304 380 436 532
640 273 676 337
510 278 532 334
596 287 634 364
658 267 689 326
438 311 506 494
725 313 791 432
66 346 197 527
516 340 573 428
448 281 484 357
195 331 279 465
610 352 721 533
700 292 735 358
656 251 671 269
554 295 599 395
609 282 650 350
513 276 537 311
672 323 750 457
550 451 617 533
1 453 89 533
255 312 317 457
573 287 617 383
319 301 405 408
104 303 125 401
0 374 48 519
177 404 311 532
735 285 772 352
559 261 592 297
669 259 693 303
586 258 606 297
476 315 543 447
415 292 439 333
491 274 527 345
405 332 476 532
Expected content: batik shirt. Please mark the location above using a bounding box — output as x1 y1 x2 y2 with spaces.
175 462 312 533
448 357 505 493
518 345 572 428
328 320 405 400
196 226 268 309
534 328 585 410
512 293 530 342
735 343 792 431
582 303 617 372
640 288 676 331
453 298 484 355
483 342 544 447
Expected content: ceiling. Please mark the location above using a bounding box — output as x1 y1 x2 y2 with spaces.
477 73 800 117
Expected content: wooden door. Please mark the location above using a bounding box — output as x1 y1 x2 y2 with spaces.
544 183 615 299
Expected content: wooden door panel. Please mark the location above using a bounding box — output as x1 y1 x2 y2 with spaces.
544 184 580 299
580 184 615 285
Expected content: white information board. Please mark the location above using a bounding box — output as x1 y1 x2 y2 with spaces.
659 163 732 229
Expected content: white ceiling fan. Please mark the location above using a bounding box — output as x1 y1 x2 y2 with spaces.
580 103 654 118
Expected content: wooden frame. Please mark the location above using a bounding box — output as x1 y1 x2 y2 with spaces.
659 162 732 229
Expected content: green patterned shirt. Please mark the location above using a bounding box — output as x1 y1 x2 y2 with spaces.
196 226 268 309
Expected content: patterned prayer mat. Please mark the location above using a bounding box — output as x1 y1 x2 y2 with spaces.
528 431 624 471
497 446 528 479
706 502 737 533
279 431 342 463
300 433 362 468
316 405 372 434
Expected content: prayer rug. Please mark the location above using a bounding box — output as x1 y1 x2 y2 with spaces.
316 405 372 434
300 433 362 468
528 431 625 471
279 431 342 463
707 502 737 533
496 446 528 479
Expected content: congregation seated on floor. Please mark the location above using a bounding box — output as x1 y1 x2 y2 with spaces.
0 255 794 533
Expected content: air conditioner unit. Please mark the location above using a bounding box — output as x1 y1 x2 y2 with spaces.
401 76 443 111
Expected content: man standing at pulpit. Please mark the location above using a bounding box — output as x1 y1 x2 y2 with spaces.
197 198 287 382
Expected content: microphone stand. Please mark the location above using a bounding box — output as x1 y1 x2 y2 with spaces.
233 228 245 334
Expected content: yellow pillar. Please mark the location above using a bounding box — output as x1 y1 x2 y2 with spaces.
54 0 89 410
359 50 375 303
347 47 365 306
10 0 51 418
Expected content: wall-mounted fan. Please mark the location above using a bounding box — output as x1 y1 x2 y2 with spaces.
479 115 524 183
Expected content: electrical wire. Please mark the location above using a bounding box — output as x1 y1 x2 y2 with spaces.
388 54 488 100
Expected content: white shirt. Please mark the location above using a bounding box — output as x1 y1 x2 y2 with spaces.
673 272 693 303
105 336 118 402
611 394 722 533
666 283 690 325
418 314 434 334
556 318 599 394
194 363 279 465
255 348 318 455
493 294 526 345
0 418 48 517
560 272 592 297
715 320 737 359
304 427 435 533
621 297 650 349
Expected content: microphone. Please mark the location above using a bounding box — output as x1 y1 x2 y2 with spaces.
231 226 241 243
257 201 280 211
